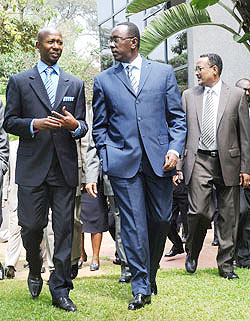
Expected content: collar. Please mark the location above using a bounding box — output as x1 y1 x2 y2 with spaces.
121 54 142 71
37 60 60 75
204 79 222 96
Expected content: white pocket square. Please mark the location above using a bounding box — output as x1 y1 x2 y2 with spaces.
63 96 74 102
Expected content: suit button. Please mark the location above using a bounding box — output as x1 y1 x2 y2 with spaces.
138 117 141 121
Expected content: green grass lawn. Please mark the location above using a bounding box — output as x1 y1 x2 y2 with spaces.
0 264 250 321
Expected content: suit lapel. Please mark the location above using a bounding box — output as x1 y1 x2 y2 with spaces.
29 66 51 111
137 58 151 96
114 63 135 96
195 86 204 132
216 82 230 129
53 70 70 111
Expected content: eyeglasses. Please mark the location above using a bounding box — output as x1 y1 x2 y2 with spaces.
195 65 214 72
109 36 134 44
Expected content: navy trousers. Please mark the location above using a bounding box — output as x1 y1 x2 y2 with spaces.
110 153 173 296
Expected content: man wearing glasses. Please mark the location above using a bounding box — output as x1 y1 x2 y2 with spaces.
177 54 250 279
92 22 186 310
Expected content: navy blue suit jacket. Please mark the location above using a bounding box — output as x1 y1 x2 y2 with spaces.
4 65 88 187
92 57 186 178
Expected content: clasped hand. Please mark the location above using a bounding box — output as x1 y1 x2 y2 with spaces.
34 107 78 131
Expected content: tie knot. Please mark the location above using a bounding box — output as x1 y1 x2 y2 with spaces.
45 67 54 76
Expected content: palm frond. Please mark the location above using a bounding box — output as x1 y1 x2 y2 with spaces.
126 0 165 15
139 3 212 56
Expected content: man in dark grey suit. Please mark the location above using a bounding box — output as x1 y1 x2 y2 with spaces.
0 99 9 280
4 28 87 311
178 53 250 279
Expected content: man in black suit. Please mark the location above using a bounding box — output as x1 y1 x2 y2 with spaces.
4 28 88 311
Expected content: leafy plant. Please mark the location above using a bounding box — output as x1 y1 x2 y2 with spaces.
126 0 250 56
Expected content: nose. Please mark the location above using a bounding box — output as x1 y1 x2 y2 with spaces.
110 41 115 49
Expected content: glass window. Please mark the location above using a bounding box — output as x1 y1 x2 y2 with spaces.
100 53 114 71
99 20 113 51
167 31 187 65
148 41 166 62
113 9 127 26
98 0 113 23
173 67 188 94
113 0 127 13
129 11 146 33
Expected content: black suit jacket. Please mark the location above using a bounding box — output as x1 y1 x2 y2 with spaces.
3 65 88 187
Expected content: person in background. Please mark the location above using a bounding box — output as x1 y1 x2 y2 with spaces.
179 54 250 279
0 99 9 280
234 78 250 268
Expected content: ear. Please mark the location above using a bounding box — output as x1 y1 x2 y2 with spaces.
212 65 218 75
131 37 138 50
36 41 40 50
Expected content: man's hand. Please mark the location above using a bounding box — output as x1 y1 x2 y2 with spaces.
33 118 61 130
240 173 250 189
49 106 78 131
163 152 178 172
86 182 98 198
173 170 182 186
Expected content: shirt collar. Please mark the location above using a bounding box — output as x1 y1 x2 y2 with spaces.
37 60 60 75
121 54 142 71
204 79 222 96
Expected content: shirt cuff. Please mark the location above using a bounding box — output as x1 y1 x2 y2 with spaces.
30 119 39 137
71 121 81 137
167 149 179 158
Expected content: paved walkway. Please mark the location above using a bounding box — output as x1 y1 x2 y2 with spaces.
0 227 218 281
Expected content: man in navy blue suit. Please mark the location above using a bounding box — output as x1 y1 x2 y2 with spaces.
92 22 186 310
4 28 87 312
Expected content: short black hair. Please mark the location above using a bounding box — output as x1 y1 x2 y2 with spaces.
117 22 140 48
200 53 223 76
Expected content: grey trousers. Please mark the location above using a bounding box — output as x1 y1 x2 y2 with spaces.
186 152 240 273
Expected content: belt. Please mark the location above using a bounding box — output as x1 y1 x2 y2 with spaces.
198 149 218 157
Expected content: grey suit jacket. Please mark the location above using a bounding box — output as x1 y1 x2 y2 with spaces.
181 82 250 186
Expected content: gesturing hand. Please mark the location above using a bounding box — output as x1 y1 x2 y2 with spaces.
49 106 78 131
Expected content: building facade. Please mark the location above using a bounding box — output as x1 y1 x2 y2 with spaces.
97 0 250 89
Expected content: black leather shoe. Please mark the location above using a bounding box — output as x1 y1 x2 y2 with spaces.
219 271 239 280
185 254 198 274
151 280 158 296
71 263 78 279
119 274 132 283
128 293 151 310
27 273 43 298
52 296 77 312
5 266 15 279
165 247 184 257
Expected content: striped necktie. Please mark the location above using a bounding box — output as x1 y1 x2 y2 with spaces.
126 65 138 93
201 89 215 148
44 67 56 108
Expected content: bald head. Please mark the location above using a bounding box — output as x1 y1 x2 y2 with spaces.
36 28 63 66
235 78 250 90
37 28 62 43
